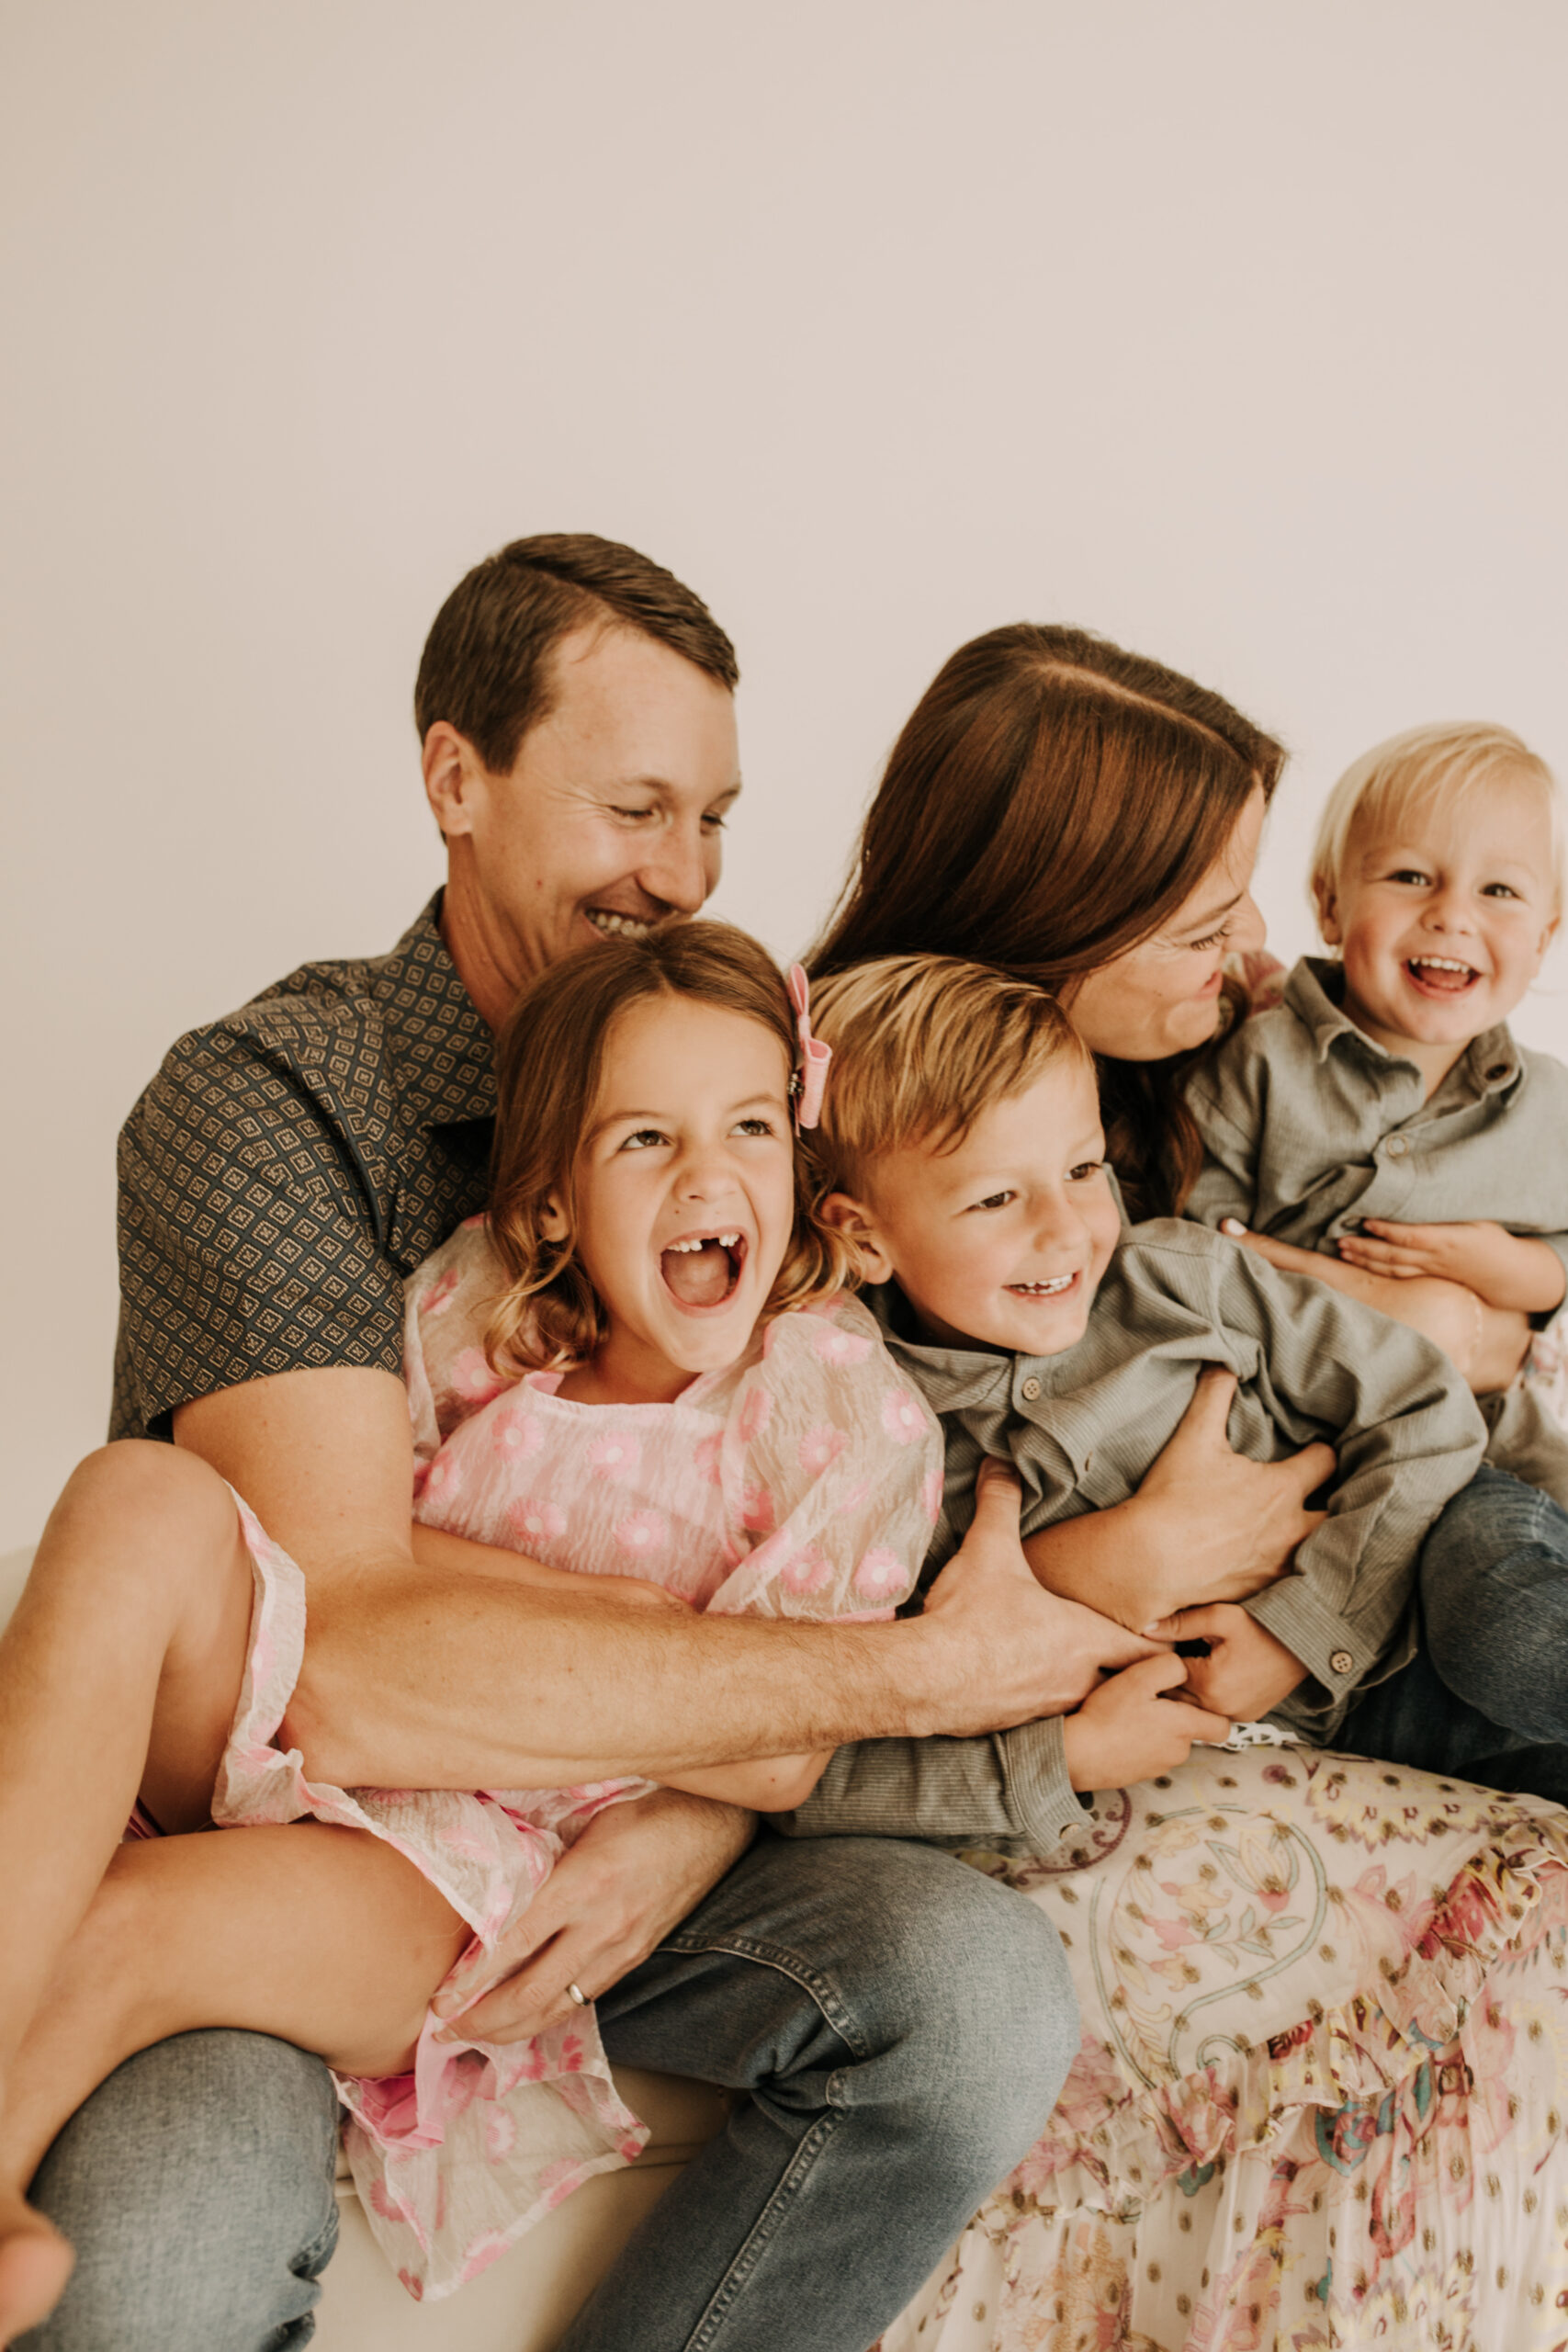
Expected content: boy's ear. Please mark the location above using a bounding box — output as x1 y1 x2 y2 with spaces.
537 1194 570 1245
1313 875 1343 947
818 1191 895 1285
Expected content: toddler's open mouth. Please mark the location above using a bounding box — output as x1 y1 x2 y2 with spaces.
1405 956 1479 997
660 1232 747 1308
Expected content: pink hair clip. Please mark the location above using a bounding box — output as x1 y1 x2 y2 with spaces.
787 964 830 1131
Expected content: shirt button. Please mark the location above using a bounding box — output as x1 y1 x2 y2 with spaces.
1330 1649 1354 1676
1384 1135 1408 1159
1021 1375 1042 1402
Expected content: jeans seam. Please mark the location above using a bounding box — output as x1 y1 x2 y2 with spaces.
655 1932 869 2060
682 2106 844 2351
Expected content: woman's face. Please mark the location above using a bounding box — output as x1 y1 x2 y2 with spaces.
1061 786 1269 1061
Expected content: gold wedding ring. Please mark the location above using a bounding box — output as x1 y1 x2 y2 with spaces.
566 1980 590 2007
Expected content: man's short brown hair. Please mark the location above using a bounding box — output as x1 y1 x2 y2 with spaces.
414 533 739 775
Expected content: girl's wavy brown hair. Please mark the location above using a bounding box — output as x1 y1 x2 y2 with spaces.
485 922 857 1377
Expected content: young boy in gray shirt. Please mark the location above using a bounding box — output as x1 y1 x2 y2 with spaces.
800 955 1501 1842
1186 721 1568 1509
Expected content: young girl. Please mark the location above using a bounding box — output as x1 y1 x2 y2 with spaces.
0 922 942 2328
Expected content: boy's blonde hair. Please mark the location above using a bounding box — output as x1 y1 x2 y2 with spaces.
1311 722 1564 922
805 955 1092 1202
485 922 856 1376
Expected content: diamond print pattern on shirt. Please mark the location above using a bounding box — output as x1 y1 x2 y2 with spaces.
111 898 496 1439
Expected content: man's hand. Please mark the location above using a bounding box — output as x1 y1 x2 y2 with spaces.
1156 1601 1306 1722
1061 1654 1232 1792
430 1788 755 2044
1336 1219 1567 1317
1222 1223 1533 1394
918 1463 1165 1725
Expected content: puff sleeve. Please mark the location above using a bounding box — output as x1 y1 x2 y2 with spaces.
702 1297 943 1621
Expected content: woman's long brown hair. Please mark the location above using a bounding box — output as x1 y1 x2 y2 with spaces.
809 624 1285 1216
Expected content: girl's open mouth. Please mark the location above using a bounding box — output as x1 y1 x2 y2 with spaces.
1405 956 1478 997
660 1231 748 1309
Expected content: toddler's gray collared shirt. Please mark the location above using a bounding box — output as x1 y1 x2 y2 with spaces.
782 1221 1485 1855
1185 955 1568 1502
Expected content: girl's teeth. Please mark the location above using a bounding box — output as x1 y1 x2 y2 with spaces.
667 1233 742 1253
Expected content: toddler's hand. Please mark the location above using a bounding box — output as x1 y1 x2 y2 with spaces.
1337 1219 1567 1317
1062 1654 1231 1792
1160 1602 1306 1720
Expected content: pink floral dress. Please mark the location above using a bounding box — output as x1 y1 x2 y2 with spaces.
209 1217 942 2301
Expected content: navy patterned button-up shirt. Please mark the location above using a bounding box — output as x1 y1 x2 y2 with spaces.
112 897 495 1440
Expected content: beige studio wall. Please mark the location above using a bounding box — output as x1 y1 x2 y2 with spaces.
2 0 1565 1551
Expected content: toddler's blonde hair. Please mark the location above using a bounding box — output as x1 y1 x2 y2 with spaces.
1311 722 1563 925
805 955 1092 1205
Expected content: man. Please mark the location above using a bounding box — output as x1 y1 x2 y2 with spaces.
27 536 1314 2352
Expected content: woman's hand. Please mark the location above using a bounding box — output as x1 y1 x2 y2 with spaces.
1061 1654 1231 1791
430 1788 755 2043
1334 1219 1567 1317
1223 1223 1533 1395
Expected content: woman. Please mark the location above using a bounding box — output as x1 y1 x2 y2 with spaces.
806 621 1568 2352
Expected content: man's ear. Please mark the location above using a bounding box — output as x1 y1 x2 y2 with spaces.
818 1190 895 1285
538 1195 570 1245
1312 875 1343 947
422 722 489 842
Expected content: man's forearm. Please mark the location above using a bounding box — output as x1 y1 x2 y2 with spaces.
287 1556 962 1790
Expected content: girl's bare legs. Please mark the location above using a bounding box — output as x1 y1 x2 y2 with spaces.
0 1442 279 2334
0 1822 469 2343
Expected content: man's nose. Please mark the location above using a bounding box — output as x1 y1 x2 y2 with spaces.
640 820 714 916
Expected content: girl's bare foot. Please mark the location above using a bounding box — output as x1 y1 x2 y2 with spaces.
0 2191 73 2346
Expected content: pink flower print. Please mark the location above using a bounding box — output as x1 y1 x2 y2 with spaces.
693 1430 724 1486
397 2269 426 2301
779 1544 833 1596
738 1383 773 1442
484 2106 518 2161
589 1430 642 1480
853 1546 908 1602
448 1347 507 1406
615 1509 668 1557
921 1467 944 1523
457 2231 513 2286
420 1265 461 1317
422 1455 459 1501
411 1461 431 1501
798 1424 848 1476
538 2156 587 2210
816 1325 872 1366
881 1388 927 1445
370 2176 419 2225
494 1408 544 1461
509 1496 567 1545
741 1481 775 1533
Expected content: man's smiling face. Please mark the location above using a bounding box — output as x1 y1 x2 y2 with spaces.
437 622 742 1005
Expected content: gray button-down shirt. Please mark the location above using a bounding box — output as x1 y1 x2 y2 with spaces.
1185 956 1568 1502
781 1219 1486 1854
1186 956 1568 1297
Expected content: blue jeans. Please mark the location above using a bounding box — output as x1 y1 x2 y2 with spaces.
24 1832 1075 2352
1337 1463 1568 1806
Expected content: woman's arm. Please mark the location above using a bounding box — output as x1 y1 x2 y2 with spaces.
1020 1366 1336 1630
1221 1225 1533 1394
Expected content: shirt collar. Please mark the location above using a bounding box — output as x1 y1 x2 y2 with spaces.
1284 956 1519 1092
372 893 497 1131
863 1280 1079 1415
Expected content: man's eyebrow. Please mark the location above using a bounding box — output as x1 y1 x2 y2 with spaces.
595 776 744 806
